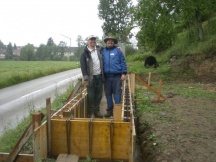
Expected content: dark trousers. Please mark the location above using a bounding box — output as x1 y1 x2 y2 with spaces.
87 74 103 115
104 75 122 112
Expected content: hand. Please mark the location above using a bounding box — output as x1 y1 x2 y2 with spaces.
121 74 126 81
117 46 122 51
84 82 90 87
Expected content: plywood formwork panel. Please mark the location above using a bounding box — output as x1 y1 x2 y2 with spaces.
50 119 130 160
34 122 47 161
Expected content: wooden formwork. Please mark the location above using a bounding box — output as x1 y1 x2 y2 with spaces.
1 75 136 162
33 75 136 161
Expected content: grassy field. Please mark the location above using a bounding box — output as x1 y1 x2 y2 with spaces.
0 61 79 88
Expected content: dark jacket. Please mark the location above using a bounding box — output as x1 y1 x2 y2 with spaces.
102 46 127 75
80 45 104 83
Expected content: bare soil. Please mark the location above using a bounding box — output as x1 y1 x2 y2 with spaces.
136 80 216 162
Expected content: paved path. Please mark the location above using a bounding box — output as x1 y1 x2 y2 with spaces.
0 68 81 135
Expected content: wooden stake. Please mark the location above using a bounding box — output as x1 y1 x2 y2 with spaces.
46 98 51 156
114 104 122 120
148 72 151 86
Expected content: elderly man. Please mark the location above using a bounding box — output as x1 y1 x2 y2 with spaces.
102 36 127 117
80 35 104 118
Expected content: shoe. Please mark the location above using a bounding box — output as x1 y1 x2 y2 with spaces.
104 111 112 117
90 114 95 119
94 112 103 118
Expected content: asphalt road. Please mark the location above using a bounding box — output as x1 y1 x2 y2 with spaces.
0 68 82 135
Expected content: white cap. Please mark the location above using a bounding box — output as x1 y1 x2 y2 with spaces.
87 35 97 40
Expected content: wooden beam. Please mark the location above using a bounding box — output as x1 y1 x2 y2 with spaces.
33 112 44 130
0 153 33 162
148 72 151 86
46 98 51 156
135 74 166 100
114 104 122 120
65 78 83 103
130 73 135 96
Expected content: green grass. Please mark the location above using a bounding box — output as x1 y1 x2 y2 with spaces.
0 61 79 88
164 83 216 101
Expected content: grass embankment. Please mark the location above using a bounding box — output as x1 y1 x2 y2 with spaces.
0 61 79 89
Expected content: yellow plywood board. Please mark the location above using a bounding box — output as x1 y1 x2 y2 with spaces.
51 120 130 160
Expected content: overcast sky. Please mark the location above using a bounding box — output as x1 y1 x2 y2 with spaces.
0 0 138 47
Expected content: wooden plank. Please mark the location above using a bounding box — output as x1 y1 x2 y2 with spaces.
34 123 47 161
148 72 151 86
65 78 83 103
130 73 135 96
135 85 147 89
33 112 44 130
157 79 163 101
114 104 122 120
135 74 166 100
50 120 130 160
46 98 51 156
0 153 34 162
56 154 79 162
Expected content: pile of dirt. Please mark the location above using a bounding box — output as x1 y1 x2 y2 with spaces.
171 54 216 83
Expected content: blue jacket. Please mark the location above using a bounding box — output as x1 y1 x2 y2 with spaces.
102 46 127 75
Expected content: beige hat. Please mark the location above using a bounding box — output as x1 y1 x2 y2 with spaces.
104 36 118 44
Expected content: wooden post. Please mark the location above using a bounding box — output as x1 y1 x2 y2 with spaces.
135 74 166 101
130 73 135 97
114 104 122 120
32 112 44 130
157 79 163 101
46 98 51 156
148 72 151 86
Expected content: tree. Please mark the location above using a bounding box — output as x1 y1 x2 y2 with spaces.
47 37 55 46
5 42 13 60
35 44 47 60
175 0 216 41
98 0 134 42
58 41 66 58
20 44 35 61
0 40 5 49
135 0 176 52
76 35 85 47
13 44 17 50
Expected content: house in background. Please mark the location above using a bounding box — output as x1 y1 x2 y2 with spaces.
0 49 6 59
13 47 22 57
64 47 77 58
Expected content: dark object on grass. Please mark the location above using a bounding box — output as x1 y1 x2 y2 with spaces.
144 56 159 68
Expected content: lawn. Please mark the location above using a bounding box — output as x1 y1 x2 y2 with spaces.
0 61 79 88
